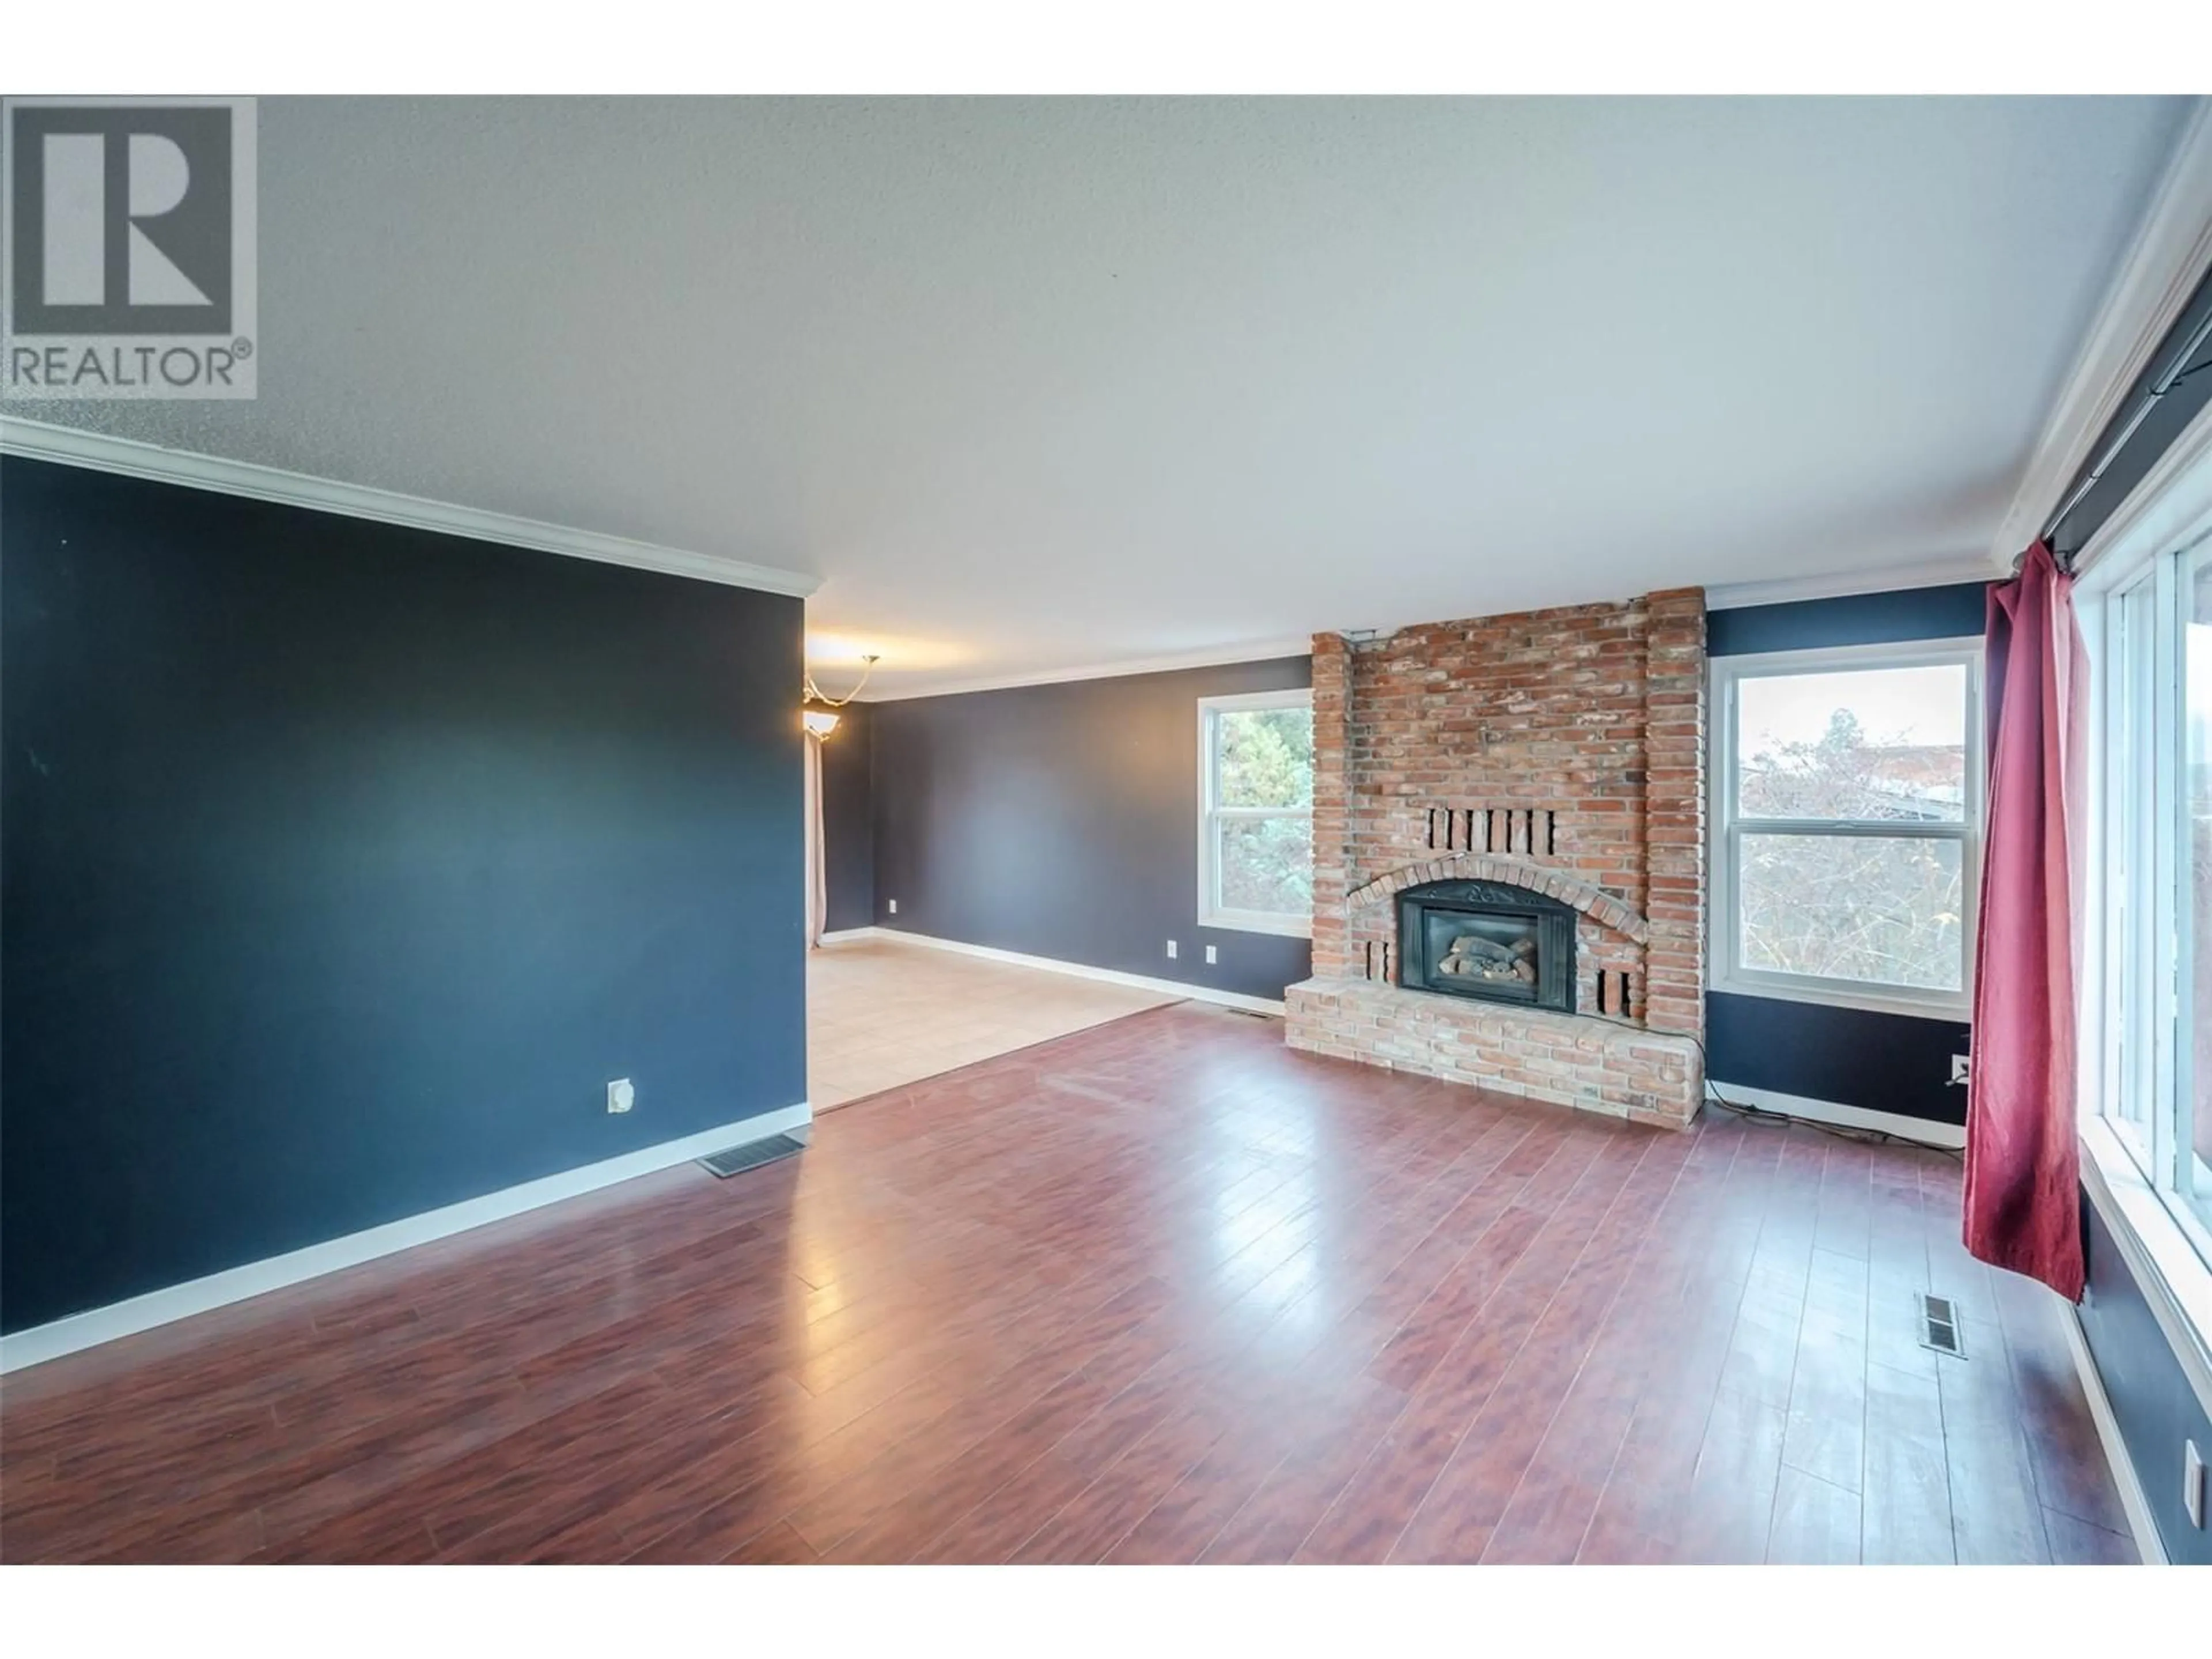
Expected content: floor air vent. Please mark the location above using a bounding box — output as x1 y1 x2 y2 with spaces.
1918 1293 1964 1357
698 1132 806 1180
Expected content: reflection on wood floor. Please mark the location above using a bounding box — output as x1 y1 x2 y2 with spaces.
0 1004 2134 1563
807 933 1173 1111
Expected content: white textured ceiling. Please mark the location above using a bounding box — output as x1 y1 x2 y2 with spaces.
28 96 2195 694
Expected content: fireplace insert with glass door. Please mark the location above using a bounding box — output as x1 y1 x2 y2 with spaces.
1396 878 1577 1013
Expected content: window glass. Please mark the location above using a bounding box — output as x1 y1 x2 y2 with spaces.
1215 708 1313 809
1199 694 1313 933
1714 646 1979 1014
1737 665 1968 822
1218 816 1315 915
2111 581 2158 1160
1737 832 1965 990
2182 548 2212 1230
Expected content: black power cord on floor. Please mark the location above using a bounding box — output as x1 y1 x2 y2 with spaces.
1571 1005 1966 1160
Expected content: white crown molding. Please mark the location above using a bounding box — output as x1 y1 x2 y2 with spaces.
2071 395 2212 585
0 416 821 600
827 925 1289 1016
1988 96 2212 563
869 565 2006 689
860 638 1314 702
1703 554 1999 612
0 1100 812 1374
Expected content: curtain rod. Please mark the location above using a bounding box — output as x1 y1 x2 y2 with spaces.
2033 300 2212 572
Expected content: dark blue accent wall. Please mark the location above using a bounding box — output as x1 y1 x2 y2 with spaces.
869 658 1314 1002
1707 580 1988 1124
1706 992 1969 1128
2079 1198 2212 1564
1 456 807 1335
1706 581 1988 657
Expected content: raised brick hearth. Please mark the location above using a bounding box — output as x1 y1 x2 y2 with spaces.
1285 589 1707 1127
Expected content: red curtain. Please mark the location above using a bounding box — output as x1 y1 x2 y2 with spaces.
1963 541 2089 1300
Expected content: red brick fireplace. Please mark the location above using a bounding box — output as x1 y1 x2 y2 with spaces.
1285 588 1707 1127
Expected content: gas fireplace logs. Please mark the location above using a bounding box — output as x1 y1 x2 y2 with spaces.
1436 933 1539 982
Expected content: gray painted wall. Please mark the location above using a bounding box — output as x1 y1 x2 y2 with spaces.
820 701 875 934
868 658 1313 1001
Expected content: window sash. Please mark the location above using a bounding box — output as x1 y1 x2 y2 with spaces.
1204 811 1312 918
2069 419 2212 1402
1724 824 1971 1001
2181 541 2212 1237
2081 531 2212 1274
1709 639 1983 1018
1726 819 1970 839
2100 573 2162 1173
1196 689 1313 938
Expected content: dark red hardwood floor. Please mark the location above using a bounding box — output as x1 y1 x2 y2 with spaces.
0 1004 2136 1564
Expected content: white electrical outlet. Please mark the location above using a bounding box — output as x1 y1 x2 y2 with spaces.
607 1078 634 1115
1205 945 1218 964
2187 1440 2205 1529
1950 1054 1971 1086
887 898 898 915
1165 940 1178 959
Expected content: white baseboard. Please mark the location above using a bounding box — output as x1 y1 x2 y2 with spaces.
1703 1081 1967 1150
821 925 1287 1016
0 1100 811 1375
2063 1305 2165 1565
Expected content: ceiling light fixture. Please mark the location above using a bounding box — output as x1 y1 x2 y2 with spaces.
802 653 878 740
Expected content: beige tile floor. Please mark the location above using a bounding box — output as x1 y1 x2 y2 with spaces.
806 934 1179 1111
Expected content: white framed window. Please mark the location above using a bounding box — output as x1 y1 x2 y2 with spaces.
1709 638 1984 1019
2081 510 2212 1267
1197 688 1313 938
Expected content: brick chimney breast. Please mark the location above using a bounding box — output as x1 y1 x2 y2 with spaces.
1287 592 1707 1128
